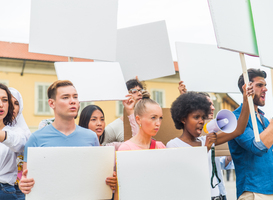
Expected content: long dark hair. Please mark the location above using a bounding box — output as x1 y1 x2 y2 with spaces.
0 84 14 126
78 105 105 144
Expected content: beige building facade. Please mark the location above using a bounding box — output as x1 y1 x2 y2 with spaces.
0 41 242 132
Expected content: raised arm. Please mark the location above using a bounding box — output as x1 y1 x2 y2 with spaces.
216 83 253 145
123 94 139 136
122 94 135 116
178 81 187 95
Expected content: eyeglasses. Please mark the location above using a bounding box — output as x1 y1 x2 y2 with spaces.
129 89 144 94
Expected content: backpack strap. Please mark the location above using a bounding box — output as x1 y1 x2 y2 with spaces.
150 139 156 149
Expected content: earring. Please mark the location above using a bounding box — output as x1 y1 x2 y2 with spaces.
139 124 142 128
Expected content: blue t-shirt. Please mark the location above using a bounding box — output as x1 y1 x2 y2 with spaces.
228 104 273 198
24 124 99 162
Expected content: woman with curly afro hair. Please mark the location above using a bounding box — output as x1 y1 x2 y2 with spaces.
167 84 253 199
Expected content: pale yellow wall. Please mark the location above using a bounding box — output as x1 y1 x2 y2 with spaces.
2 58 273 133
6 57 258 133
86 101 117 126
0 69 120 129
6 57 268 134
1 65 181 133
145 81 180 108
0 59 57 132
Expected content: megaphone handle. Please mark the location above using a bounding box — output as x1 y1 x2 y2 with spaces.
211 146 221 188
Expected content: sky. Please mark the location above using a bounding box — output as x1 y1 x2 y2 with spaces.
0 0 272 117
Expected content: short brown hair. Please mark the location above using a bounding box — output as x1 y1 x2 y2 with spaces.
47 80 74 99
238 68 266 93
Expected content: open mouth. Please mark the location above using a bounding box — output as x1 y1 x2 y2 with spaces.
197 127 203 134
0 110 4 115
261 94 265 101
96 128 102 132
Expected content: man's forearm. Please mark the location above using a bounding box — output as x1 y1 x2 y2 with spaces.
260 124 273 149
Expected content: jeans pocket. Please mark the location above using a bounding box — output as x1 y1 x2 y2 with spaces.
1 184 16 194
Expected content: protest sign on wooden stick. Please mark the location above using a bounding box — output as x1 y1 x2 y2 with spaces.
250 0 273 69
208 0 260 142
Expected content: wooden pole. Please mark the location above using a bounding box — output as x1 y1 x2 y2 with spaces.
239 53 260 142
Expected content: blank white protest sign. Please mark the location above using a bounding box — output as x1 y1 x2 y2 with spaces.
26 146 114 200
116 21 175 81
55 62 128 102
207 0 258 56
250 0 273 69
176 42 242 93
116 147 211 200
29 0 118 61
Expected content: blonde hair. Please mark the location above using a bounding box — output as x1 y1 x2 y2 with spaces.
134 90 160 117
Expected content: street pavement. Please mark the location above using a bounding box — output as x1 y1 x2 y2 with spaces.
223 169 237 200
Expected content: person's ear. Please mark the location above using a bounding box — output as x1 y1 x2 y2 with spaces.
181 118 186 125
135 115 141 127
48 99 55 109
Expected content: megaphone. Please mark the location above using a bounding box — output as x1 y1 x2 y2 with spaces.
203 109 237 134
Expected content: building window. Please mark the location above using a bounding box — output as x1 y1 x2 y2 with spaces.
0 80 9 86
79 102 93 114
151 89 165 108
35 83 52 115
116 101 124 117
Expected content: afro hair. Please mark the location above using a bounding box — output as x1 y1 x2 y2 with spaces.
171 92 211 130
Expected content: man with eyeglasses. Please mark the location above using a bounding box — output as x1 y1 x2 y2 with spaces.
102 79 144 145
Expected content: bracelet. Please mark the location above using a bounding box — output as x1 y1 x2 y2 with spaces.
3 131 7 141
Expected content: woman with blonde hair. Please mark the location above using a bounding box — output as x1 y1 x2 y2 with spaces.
118 92 165 150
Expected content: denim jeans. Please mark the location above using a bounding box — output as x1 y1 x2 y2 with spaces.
0 183 18 200
14 185 25 200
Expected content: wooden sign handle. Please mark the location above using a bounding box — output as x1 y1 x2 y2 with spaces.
239 53 260 142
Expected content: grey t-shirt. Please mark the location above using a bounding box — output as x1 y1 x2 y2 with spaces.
102 118 124 145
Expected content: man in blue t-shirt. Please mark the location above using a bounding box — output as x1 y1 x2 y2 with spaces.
229 69 273 199
19 80 117 194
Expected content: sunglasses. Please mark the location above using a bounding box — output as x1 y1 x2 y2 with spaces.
129 89 144 94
